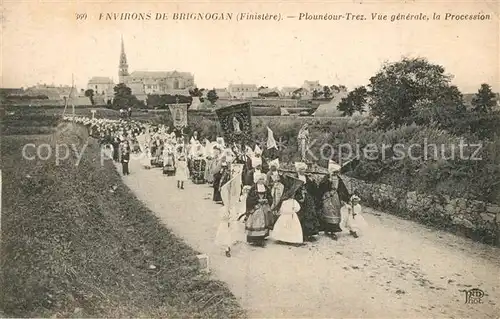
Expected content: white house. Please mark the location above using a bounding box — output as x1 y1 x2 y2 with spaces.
302 80 323 92
228 84 259 99
87 77 114 95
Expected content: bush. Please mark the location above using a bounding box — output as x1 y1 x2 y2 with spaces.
251 107 281 116
448 111 500 141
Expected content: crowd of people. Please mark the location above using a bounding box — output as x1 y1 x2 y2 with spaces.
68 115 367 258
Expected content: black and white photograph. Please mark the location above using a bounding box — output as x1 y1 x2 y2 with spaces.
0 0 499 318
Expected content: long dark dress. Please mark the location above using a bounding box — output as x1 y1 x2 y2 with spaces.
241 156 254 186
245 185 273 245
294 175 321 239
121 150 130 175
213 166 231 202
317 175 344 233
112 140 120 162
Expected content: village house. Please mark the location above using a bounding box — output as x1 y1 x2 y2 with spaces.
281 87 300 97
87 77 114 96
24 84 74 100
228 84 259 99
302 80 323 93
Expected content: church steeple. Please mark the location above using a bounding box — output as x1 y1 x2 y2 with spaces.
118 35 129 83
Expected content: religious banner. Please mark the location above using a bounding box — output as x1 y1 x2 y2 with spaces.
215 102 252 145
168 103 188 128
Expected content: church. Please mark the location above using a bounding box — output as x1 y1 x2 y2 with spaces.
118 37 196 101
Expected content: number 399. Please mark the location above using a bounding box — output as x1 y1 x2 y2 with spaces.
75 13 87 20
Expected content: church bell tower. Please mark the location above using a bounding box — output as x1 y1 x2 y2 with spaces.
118 35 129 83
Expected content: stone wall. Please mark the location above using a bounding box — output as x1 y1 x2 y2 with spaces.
341 176 500 246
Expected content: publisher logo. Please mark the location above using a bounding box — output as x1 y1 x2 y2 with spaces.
464 288 484 304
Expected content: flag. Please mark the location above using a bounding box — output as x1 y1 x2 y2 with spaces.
267 126 277 150
339 156 360 174
220 176 242 211
168 104 188 128
215 102 252 145
337 176 351 204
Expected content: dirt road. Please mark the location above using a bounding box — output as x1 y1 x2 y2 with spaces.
119 159 499 318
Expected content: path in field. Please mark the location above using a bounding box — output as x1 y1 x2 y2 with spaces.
118 159 499 318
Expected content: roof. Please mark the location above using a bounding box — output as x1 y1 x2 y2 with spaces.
313 91 349 117
0 88 24 94
214 101 251 111
88 77 114 84
129 71 194 78
281 87 299 92
258 87 281 94
228 84 257 89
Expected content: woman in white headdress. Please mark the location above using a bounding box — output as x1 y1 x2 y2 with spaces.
316 160 350 240
272 198 303 244
200 141 210 183
212 144 225 176
294 161 321 241
244 172 273 247
190 130 199 145
243 152 263 186
191 141 207 184
163 145 176 176
216 137 225 149
213 155 231 204
266 159 284 228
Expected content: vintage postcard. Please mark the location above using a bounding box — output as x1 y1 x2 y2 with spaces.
1 0 499 318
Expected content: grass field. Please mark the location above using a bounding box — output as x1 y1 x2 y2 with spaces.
0 114 245 318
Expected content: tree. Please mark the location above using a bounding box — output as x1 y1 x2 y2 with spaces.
368 57 464 128
292 88 303 99
84 89 95 105
330 85 340 93
337 86 368 116
112 83 143 109
323 86 332 99
189 87 203 97
206 89 219 105
471 83 497 113
259 91 280 98
312 89 322 99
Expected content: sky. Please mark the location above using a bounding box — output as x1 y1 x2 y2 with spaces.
1 0 499 93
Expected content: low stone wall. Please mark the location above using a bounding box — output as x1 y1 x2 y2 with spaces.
341 176 500 246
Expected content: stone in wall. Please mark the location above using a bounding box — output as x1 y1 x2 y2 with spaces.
344 175 499 246
486 204 500 214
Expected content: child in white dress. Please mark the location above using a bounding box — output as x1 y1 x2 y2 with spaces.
340 195 367 238
271 198 303 244
142 147 152 169
175 147 189 189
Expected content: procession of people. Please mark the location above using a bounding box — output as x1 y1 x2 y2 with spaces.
68 115 367 258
